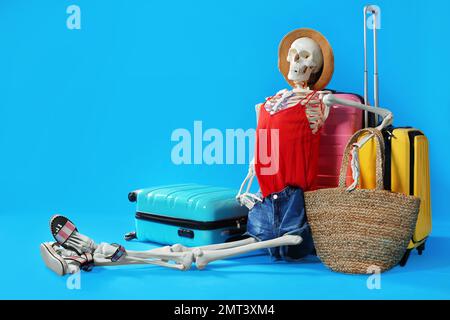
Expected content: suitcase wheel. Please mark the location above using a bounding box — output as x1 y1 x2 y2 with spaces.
124 231 137 241
399 249 411 267
417 242 426 255
128 192 138 202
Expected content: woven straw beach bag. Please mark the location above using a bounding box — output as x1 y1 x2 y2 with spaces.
305 128 421 274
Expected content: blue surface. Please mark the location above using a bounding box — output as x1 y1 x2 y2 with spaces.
1 0 450 299
2 213 450 299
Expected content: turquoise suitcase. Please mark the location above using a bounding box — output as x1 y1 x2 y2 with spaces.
126 184 249 246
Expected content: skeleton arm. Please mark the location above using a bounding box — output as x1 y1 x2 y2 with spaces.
323 93 393 131
323 93 393 191
236 103 263 208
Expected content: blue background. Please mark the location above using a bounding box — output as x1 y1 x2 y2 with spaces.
0 0 449 299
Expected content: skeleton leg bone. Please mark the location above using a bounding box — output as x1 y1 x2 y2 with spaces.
94 242 194 270
193 234 303 269
111 248 195 270
170 237 257 253
93 253 186 271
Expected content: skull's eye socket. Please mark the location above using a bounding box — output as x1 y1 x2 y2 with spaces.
294 53 300 62
300 51 310 59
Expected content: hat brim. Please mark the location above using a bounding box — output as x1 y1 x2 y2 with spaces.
278 28 334 90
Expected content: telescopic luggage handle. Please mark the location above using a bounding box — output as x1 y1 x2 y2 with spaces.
364 5 380 126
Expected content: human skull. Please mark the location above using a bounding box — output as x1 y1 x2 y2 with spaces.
287 37 324 85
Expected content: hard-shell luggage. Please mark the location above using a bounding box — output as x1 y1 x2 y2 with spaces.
126 184 249 246
358 127 432 266
357 6 432 266
316 93 365 189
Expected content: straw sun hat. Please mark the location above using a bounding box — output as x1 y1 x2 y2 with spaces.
278 28 334 90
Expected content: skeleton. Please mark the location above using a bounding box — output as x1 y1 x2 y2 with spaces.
41 34 394 275
42 215 302 273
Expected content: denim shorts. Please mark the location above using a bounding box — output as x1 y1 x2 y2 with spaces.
244 186 315 261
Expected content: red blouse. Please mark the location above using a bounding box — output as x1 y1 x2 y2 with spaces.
255 93 322 198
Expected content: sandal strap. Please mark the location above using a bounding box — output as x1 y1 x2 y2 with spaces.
107 244 126 262
53 219 77 245
66 253 94 271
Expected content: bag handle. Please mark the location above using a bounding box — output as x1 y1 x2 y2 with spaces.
338 128 385 191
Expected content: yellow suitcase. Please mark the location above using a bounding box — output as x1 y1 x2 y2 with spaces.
358 127 432 266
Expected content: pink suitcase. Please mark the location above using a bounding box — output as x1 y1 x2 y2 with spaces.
316 93 364 189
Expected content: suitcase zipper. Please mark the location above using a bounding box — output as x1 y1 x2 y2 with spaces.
135 212 248 231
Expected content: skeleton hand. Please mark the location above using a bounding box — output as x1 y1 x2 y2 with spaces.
377 113 394 130
236 193 260 210
236 158 262 209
